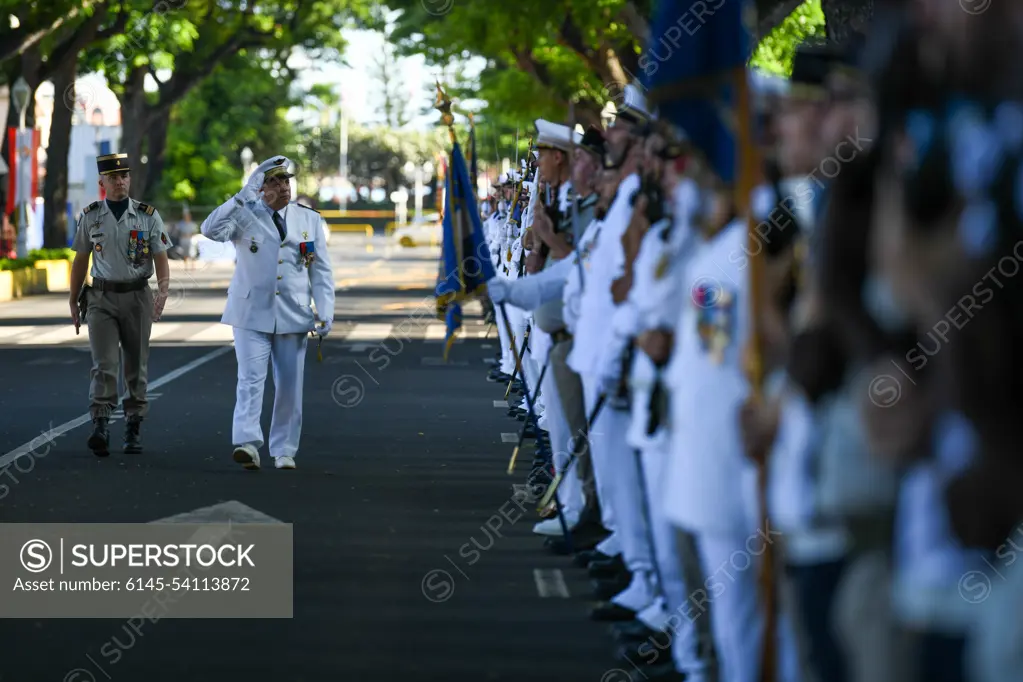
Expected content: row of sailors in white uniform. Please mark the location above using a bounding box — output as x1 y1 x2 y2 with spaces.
478 164 1022 682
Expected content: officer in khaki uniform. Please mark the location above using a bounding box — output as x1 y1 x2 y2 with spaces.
69 153 171 457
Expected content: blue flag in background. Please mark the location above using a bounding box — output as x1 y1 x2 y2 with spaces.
641 0 755 185
435 140 495 360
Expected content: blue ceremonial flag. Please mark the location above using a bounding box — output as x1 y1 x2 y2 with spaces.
435 139 495 360
641 0 755 185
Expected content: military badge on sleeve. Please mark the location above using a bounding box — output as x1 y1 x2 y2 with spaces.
693 282 736 365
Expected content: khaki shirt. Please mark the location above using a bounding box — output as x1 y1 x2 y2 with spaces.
71 199 171 281
533 188 598 334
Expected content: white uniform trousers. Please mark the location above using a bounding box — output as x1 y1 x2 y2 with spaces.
232 328 308 460
641 436 715 680
495 304 515 376
695 533 802 682
582 372 656 611
541 363 584 522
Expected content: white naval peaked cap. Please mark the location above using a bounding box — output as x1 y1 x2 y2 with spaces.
616 83 655 124
534 119 576 153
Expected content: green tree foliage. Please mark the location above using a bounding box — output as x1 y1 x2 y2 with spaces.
383 0 652 161
296 117 449 197
750 0 827 76
159 50 299 207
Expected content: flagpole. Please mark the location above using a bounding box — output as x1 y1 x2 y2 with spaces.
733 65 775 682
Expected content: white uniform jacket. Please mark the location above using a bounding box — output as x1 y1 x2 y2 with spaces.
201 196 335 334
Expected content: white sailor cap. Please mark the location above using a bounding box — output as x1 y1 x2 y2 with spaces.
614 84 655 126
749 69 790 112
534 119 581 153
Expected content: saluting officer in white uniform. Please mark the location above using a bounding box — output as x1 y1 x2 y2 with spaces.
200 156 335 471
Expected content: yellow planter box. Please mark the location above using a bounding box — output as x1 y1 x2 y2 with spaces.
34 260 71 292
0 260 71 301
0 271 11 302
11 266 47 297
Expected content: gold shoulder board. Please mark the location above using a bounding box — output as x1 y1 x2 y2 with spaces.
136 202 156 216
83 201 100 215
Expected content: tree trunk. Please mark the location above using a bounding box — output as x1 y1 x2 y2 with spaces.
43 57 77 248
141 108 170 202
821 0 874 44
117 67 149 195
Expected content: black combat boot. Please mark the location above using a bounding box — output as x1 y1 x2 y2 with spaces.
123 417 143 454
87 417 110 457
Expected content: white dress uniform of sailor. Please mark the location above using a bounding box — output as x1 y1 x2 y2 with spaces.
662 217 800 682
525 120 585 533
561 215 619 556
568 171 659 613
534 180 585 529
508 175 541 417
200 156 335 470
621 180 716 676
495 193 518 379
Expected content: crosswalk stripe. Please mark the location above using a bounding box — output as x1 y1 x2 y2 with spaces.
149 323 183 340
185 323 235 343
16 325 81 344
345 323 394 342
0 326 41 341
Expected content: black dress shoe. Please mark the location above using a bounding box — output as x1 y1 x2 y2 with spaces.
609 620 660 642
592 574 631 601
639 661 687 681
123 416 143 454
614 632 674 665
87 417 110 457
574 549 613 568
545 523 610 554
588 555 628 579
590 601 635 622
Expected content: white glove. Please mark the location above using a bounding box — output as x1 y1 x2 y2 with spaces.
488 276 511 304
238 155 292 203
310 318 332 338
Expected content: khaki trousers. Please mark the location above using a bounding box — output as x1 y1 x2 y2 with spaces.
86 287 154 419
548 337 599 515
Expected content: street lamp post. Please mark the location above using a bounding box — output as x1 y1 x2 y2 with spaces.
11 77 30 258
419 161 433 223
241 146 253 186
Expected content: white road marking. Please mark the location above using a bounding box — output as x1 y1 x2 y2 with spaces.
493 400 508 408
501 433 518 443
533 568 570 598
345 323 394 342
151 500 284 524
185 323 236 343
0 325 41 341
149 322 183 340
0 345 233 468
16 325 80 344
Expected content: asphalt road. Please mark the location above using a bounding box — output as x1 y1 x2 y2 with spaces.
0 234 625 682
